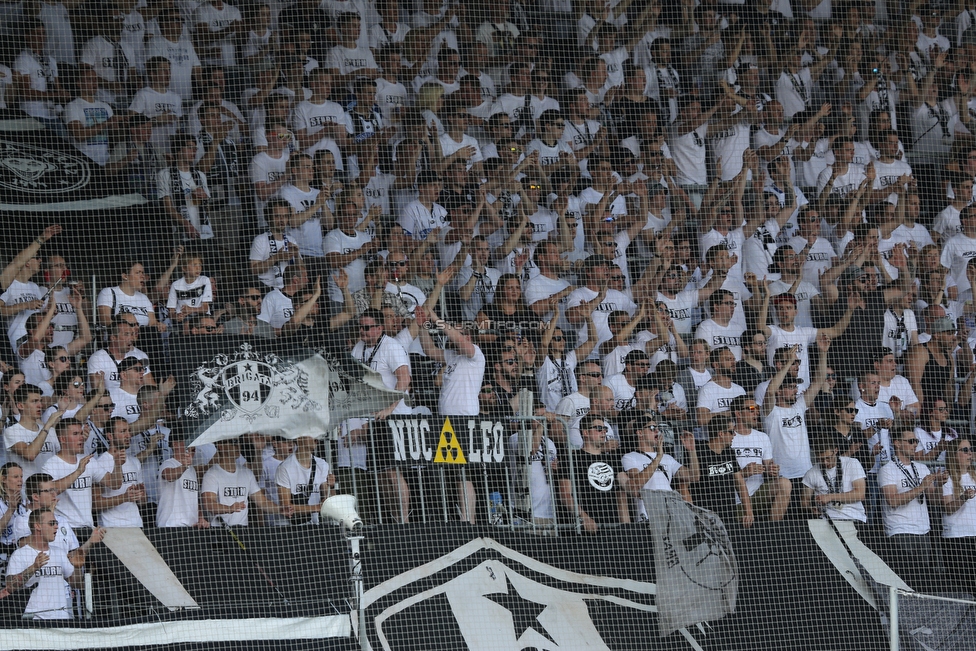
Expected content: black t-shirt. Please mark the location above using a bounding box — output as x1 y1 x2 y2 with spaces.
559 450 624 527
690 445 739 522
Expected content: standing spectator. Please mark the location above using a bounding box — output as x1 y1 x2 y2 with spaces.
801 433 868 525
763 338 830 491
880 428 948 590
129 57 183 155
250 199 301 290
94 418 145 528
942 438 976 594
696 346 746 427
63 67 118 167
276 436 335 525
157 436 207 528
4 385 64 479
690 415 753 528
201 438 289 526
13 20 68 126
555 361 604 448
730 395 791 522
351 309 411 521
159 133 214 245
42 418 124 529
147 10 202 102
557 414 628 532
695 290 745 360
621 419 699 520
1 225 60 356
4 509 78 619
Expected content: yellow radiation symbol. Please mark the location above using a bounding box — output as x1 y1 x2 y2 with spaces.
433 417 467 464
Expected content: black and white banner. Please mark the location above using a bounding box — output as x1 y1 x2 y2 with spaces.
385 416 509 465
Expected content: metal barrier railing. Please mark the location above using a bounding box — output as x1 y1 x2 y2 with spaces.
328 409 578 532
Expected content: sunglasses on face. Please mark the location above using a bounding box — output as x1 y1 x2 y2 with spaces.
56 356 70 363
481 386 494 394
582 371 602 377
589 425 608 432
825 374 837 380
902 438 920 445
360 323 379 330
552 336 564 342
502 359 517 366
389 260 408 267
958 447 973 453
71 380 83 388
840 407 856 414
99 403 116 410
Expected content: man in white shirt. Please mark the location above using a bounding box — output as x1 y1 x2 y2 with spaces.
350 309 412 522
555 361 604 448
42 418 124 529
146 10 201 102
880 428 947 590
201 438 288 526
257 263 321 335
4 384 63 479
566 255 637 350
5 508 78 619
729 395 791 522
696 347 746 427
695 289 745 360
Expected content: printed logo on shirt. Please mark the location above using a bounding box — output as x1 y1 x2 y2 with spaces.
182 478 199 491
781 414 803 428
587 461 616 492
223 486 247 497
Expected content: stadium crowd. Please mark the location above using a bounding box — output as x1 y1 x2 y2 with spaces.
1 0 976 620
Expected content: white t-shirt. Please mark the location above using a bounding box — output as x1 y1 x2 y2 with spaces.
166 275 213 314
555 392 590 449
42 452 115 528
96 286 155 326
156 458 200 527
145 34 200 101
802 456 868 522
621 450 682 521
62 97 113 165
536 352 578 412
508 432 558 520
110 386 141 423
201 463 260 526
879 458 931 536
763 396 812 479
604 373 638 411
281 184 325 258
940 233 976 294
854 399 894 473
6 544 74 619
257 288 295 330
322 228 373 302
943 473 976 538
731 429 773 496
275 454 331 524
128 86 183 151
97 455 143 527
249 151 290 229
697 380 746 414
439 346 486 416
249 231 299 289
398 200 449 241
4 423 59 479
351 336 410 414
2 279 44 354
657 289 699 335
766 325 817 385
694 319 745 360
565 287 636 349
157 168 213 239
86 348 150 391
